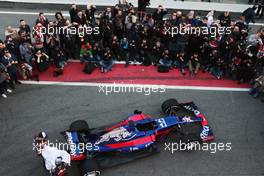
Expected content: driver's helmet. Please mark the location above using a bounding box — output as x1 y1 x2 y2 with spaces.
34 132 48 155
34 131 48 143
38 131 48 139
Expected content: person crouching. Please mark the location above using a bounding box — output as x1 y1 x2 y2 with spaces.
100 47 114 73
159 50 172 69
188 52 201 77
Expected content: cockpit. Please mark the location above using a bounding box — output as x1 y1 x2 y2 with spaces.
128 120 158 132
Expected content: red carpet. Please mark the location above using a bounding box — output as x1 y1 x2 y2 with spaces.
38 62 250 88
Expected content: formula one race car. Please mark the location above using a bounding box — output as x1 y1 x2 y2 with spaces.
58 98 214 176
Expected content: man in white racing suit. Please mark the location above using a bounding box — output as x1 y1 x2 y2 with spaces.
41 144 71 172
34 132 71 173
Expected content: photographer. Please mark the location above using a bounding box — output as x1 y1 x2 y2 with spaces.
80 40 93 63
138 0 150 21
159 49 172 68
188 52 201 77
0 40 6 57
256 0 264 18
32 24 45 50
175 50 188 76
0 62 12 99
128 40 139 64
73 10 86 26
64 20 77 60
103 7 113 22
5 36 20 61
139 39 151 65
85 5 96 24
113 10 124 40
34 50 49 72
51 46 66 77
120 37 129 66
125 11 137 39
55 12 67 49
218 11 231 27
152 5 167 28
151 41 163 66
18 20 31 41
237 58 255 84
211 56 225 80
36 12 49 27
0 50 21 88
19 39 34 65
111 36 122 61
92 42 103 63
249 74 264 98
247 30 263 57
69 4 78 23
100 47 114 73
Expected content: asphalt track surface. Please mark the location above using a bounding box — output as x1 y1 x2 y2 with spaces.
0 84 264 176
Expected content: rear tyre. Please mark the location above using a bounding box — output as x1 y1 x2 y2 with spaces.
69 120 90 133
80 159 101 176
161 99 180 115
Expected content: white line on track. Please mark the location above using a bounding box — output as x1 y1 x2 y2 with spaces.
20 80 250 92
0 10 263 26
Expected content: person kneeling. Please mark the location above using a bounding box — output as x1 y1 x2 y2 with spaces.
249 74 264 98
188 52 200 77
159 50 172 68
100 47 114 73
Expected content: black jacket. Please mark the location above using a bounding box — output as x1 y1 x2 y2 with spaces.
69 8 78 22
242 7 256 23
218 13 231 26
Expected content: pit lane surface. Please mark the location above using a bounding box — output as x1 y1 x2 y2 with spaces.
0 84 263 176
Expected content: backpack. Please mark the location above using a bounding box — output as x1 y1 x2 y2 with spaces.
83 62 97 74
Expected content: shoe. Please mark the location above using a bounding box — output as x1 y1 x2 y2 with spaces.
7 89 12 93
1 94 7 98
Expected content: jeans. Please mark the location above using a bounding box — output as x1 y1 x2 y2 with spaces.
159 59 172 68
211 67 223 79
100 59 114 72
174 60 186 69
80 55 95 63
249 87 261 98
188 61 200 74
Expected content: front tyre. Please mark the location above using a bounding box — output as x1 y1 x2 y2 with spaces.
80 159 101 176
69 120 90 133
161 99 180 115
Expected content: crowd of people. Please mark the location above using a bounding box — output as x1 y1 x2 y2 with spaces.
0 1 264 100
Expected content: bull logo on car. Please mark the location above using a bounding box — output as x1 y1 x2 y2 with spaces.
97 127 135 143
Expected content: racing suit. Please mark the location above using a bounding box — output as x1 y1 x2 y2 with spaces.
41 145 71 172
